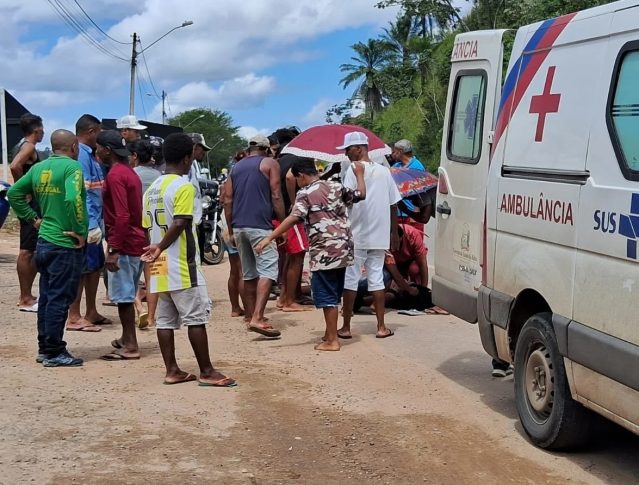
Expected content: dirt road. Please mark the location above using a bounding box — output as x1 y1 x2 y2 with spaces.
0 232 637 484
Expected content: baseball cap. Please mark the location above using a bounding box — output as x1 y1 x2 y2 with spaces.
394 139 413 152
336 131 369 150
249 134 270 148
116 115 147 131
189 133 211 150
97 130 131 157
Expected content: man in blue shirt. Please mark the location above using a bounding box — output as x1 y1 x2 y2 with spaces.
66 114 111 332
392 140 426 231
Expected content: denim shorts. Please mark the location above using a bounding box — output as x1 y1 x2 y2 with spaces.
234 227 279 281
108 254 142 303
311 267 346 308
224 239 238 256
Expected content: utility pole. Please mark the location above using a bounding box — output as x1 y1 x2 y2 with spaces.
129 32 138 115
161 90 167 124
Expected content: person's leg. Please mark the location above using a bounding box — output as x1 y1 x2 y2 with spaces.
250 228 279 328
67 274 86 324
243 278 258 323
84 270 109 322
157 329 181 374
281 252 309 312
228 253 244 317
16 250 37 307
154 292 190 382
366 250 392 337
42 245 84 360
107 255 140 357
491 358 513 377
314 268 344 351
235 229 259 323
339 250 365 338
277 252 289 308
34 242 48 359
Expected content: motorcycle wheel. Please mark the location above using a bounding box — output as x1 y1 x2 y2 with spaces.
202 227 225 265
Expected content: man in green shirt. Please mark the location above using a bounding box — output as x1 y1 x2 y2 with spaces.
8 129 88 367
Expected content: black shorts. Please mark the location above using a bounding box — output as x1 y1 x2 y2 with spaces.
19 219 38 251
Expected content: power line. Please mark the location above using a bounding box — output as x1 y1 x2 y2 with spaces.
72 0 131 45
47 0 128 62
137 76 148 119
138 41 160 98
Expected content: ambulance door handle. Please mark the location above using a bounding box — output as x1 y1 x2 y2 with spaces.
436 202 451 216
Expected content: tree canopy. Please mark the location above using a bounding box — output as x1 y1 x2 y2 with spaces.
331 0 613 172
168 108 246 176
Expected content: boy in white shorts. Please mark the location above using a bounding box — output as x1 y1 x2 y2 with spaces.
336 132 402 339
142 133 235 387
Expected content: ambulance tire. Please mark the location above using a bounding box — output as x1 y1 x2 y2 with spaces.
514 313 592 450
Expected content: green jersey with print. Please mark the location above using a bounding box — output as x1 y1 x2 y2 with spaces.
8 154 87 249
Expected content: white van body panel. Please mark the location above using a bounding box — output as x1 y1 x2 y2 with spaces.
436 0 639 438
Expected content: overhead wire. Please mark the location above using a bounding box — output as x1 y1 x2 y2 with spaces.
137 76 148 120
47 0 128 62
138 42 161 98
72 0 132 45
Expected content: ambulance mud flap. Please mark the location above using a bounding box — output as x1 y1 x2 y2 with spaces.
477 286 514 359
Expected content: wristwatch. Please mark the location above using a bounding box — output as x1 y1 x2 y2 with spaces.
108 247 119 255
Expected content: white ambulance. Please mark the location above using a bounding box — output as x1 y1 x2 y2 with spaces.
433 0 639 449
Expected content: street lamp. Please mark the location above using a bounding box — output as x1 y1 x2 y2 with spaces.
129 21 193 115
181 114 205 129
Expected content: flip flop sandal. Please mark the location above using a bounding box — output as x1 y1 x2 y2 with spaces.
248 325 281 338
198 378 237 388
163 373 197 385
137 313 149 329
91 317 113 325
67 324 102 332
101 300 117 307
375 329 395 339
100 352 140 361
18 303 39 313
111 339 122 349
337 332 353 340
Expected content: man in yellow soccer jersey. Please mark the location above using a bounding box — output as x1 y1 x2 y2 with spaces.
141 133 235 387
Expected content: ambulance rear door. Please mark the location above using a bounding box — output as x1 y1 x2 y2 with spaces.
433 30 506 322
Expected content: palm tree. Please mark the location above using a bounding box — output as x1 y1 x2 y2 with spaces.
380 14 416 67
339 39 391 120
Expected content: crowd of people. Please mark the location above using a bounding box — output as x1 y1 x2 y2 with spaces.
6 111 454 385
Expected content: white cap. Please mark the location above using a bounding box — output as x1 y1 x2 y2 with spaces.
116 115 147 130
336 131 369 150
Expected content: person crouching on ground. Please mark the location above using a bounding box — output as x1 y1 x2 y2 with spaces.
141 133 235 387
256 157 366 351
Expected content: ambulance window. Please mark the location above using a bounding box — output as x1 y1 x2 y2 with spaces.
609 49 639 178
447 72 486 164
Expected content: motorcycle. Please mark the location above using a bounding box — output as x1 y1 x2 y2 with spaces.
199 179 225 265
0 181 11 230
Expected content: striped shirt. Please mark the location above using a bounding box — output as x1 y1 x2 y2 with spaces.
143 174 205 293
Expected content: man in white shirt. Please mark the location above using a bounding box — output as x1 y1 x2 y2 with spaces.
337 132 401 339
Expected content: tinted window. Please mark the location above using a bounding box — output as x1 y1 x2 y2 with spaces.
448 73 486 163
610 50 639 175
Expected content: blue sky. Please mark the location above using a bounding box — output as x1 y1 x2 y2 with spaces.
0 0 400 143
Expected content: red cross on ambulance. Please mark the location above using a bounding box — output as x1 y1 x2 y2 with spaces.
529 66 561 142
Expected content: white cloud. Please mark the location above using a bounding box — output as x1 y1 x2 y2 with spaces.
237 126 271 141
0 0 399 130
303 98 334 127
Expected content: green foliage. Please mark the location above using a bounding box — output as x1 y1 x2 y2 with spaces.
335 0 616 173
168 108 246 176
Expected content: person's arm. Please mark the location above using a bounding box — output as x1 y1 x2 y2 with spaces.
222 175 234 239
80 156 101 231
255 214 301 254
7 171 37 223
266 158 285 222
342 161 366 206
385 261 415 294
320 162 341 181
142 184 195 262
285 168 297 213
390 206 400 251
63 164 88 237
10 143 35 181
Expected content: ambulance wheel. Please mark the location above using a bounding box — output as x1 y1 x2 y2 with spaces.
514 313 591 449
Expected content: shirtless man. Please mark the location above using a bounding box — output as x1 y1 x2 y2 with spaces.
10 113 45 312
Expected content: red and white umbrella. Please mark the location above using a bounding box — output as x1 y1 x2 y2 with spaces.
281 124 391 164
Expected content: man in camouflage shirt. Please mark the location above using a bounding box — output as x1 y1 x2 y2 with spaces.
256 157 366 351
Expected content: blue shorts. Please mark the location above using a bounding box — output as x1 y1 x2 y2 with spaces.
83 241 105 273
311 267 346 308
107 255 142 304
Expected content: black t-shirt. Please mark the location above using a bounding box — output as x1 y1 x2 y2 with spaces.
278 153 298 214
